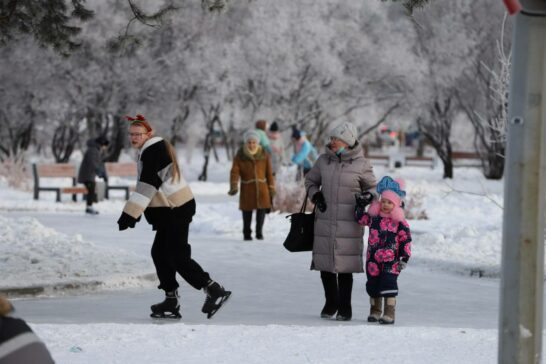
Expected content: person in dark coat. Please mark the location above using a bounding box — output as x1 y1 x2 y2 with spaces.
78 136 109 214
117 114 231 319
0 296 55 364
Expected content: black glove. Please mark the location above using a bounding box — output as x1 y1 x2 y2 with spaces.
355 191 374 208
355 191 374 217
117 212 138 231
312 191 327 213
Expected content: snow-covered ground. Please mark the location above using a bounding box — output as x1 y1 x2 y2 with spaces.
0 153 523 363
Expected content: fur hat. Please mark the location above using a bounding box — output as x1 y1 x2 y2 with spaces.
244 130 260 143
269 121 279 132
0 296 14 316
330 122 358 147
368 176 406 222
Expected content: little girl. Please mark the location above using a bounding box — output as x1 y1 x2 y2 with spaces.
354 176 412 324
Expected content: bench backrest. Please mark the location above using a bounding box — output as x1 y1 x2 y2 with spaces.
34 163 77 177
105 162 137 177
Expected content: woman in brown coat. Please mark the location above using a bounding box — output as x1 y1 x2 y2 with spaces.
305 121 377 321
229 130 275 240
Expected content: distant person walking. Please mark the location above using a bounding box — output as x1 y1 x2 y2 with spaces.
117 114 231 320
267 121 287 176
78 136 109 214
0 296 55 364
305 121 377 321
355 176 412 325
229 130 275 240
291 126 318 177
255 119 272 154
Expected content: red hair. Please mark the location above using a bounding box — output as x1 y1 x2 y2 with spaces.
126 114 152 132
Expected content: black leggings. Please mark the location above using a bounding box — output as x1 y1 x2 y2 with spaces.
151 221 210 292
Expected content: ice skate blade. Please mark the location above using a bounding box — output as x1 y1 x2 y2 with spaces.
206 291 232 319
150 312 182 319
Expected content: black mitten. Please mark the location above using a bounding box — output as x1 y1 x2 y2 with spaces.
355 191 374 218
312 191 327 213
117 212 138 231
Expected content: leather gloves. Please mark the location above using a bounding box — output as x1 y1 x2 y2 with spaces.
269 189 276 199
117 212 138 231
228 188 238 196
312 191 327 213
398 261 407 271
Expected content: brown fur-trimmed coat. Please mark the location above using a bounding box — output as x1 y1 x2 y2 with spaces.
230 146 275 211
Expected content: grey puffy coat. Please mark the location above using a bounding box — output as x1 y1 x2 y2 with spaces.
78 138 107 183
305 144 376 273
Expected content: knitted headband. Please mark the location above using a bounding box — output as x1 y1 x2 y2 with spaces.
126 114 152 132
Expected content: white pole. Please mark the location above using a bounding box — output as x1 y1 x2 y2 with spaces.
498 9 546 364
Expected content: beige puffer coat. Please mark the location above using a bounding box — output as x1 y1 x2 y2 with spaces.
305 144 376 273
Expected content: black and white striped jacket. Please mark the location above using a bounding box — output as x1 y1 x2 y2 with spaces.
122 137 195 226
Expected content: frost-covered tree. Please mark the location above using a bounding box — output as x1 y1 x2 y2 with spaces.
405 0 483 178
0 0 93 55
457 11 510 180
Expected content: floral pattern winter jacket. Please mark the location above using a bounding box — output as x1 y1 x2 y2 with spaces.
355 211 412 276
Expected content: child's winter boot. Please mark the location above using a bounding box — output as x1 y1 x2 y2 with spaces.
379 297 396 324
367 297 383 322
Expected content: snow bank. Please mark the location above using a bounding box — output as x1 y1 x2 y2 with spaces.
33 323 500 364
0 215 154 293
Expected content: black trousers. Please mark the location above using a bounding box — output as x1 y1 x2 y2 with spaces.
83 181 96 207
151 220 210 292
242 209 266 237
320 271 353 316
366 273 399 297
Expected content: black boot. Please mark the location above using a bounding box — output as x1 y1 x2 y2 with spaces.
255 209 266 240
202 280 232 319
320 271 338 319
150 290 181 319
336 273 353 321
242 211 253 240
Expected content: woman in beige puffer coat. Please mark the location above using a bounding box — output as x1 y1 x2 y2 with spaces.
305 121 376 321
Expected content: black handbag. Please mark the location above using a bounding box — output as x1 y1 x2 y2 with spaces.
283 191 316 252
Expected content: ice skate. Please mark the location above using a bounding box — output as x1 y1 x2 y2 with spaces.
150 290 181 319
201 281 231 319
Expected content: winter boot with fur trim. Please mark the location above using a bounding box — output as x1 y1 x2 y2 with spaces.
379 297 396 324
367 297 383 322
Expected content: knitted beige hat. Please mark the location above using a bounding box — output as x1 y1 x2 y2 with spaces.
0 296 14 316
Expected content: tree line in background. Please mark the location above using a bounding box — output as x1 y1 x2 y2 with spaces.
0 0 509 179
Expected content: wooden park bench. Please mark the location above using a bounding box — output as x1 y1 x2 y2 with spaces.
104 162 137 200
32 163 87 202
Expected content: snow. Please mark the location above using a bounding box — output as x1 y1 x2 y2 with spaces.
0 153 528 363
